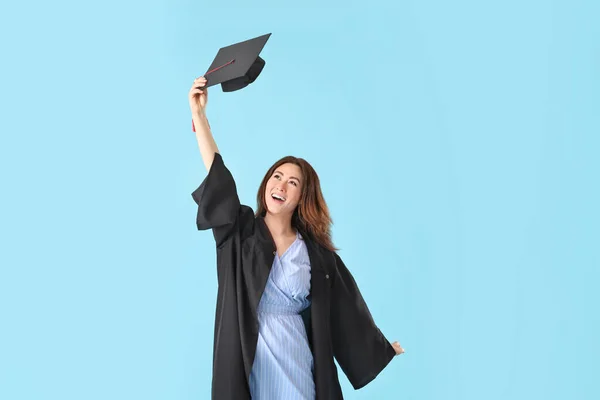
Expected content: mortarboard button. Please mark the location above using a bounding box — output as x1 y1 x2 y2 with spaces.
192 33 272 131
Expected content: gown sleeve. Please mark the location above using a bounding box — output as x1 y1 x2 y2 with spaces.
191 152 250 247
330 252 397 390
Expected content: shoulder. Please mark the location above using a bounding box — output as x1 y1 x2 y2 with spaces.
238 206 257 241
305 237 342 270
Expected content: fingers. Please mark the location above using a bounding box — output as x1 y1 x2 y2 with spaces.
392 341 405 355
189 79 207 95
193 76 207 89
188 88 205 102
189 76 208 112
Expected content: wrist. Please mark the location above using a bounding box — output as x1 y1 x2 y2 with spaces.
191 110 210 133
192 109 207 122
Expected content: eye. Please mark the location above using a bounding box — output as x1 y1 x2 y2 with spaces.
273 174 281 180
290 181 298 187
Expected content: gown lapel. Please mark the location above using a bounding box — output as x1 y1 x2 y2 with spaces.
304 238 336 399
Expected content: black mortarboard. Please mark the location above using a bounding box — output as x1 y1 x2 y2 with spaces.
203 33 272 92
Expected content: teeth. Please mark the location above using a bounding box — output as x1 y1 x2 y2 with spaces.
272 194 286 201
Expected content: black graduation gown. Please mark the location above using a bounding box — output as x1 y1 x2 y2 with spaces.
191 153 396 399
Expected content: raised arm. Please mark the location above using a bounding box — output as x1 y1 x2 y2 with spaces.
188 76 255 246
189 76 219 172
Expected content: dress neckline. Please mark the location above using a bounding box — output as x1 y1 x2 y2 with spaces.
277 230 301 260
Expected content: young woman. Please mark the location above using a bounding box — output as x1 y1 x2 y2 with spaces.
189 76 404 400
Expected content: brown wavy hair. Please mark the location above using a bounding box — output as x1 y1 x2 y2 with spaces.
256 156 337 252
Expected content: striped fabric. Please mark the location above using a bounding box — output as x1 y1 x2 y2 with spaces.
249 231 315 399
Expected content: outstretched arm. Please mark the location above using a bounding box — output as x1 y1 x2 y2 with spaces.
189 76 251 246
330 253 402 389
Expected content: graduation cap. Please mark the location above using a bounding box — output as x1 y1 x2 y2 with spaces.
192 33 272 131
203 33 272 92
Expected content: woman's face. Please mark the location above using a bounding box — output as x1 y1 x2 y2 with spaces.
265 163 303 216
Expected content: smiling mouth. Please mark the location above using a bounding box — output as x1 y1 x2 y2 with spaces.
271 193 286 204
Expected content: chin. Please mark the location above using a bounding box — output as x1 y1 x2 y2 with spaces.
266 206 285 215
266 199 294 216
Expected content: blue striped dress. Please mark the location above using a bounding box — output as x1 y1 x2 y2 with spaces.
249 231 315 399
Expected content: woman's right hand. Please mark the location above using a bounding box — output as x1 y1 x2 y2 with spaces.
189 76 208 116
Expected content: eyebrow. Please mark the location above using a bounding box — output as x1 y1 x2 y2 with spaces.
274 170 301 183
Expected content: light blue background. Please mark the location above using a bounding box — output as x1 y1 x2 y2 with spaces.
1 0 598 399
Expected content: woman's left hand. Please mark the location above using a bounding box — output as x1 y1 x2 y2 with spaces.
391 341 405 355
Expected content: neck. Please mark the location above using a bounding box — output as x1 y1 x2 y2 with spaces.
263 212 296 238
